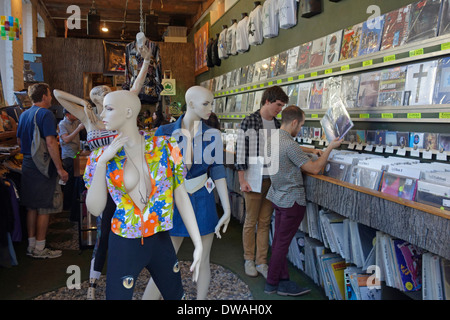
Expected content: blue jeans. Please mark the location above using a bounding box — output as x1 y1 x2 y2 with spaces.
106 231 184 300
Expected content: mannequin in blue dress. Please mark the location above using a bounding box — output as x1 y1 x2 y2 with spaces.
142 85 231 300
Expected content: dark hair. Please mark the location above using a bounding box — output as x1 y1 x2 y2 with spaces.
204 112 220 129
281 105 305 125
260 85 289 107
28 83 50 103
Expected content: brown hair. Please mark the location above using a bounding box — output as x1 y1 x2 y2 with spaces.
260 85 289 107
281 105 305 125
28 83 50 103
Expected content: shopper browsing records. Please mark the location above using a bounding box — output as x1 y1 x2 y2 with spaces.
235 85 288 278
83 90 202 300
264 105 342 296
16 83 68 259
58 109 85 210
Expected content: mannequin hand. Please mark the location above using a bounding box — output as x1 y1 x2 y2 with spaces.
137 44 152 62
214 210 230 239
98 133 128 165
190 241 203 282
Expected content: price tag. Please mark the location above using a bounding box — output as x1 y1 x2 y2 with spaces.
311 71 318 77
422 150 433 159
409 48 424 57
407 113 421 119
437 152 448 161
288 77 294 81
397 147 406 156
355 144 364 151
365 144 373 152
439 112 450 119
385 146 394 153
381 113 393 119
375 145 384 153
260 83 265 88
319 140 325 146
298 74 305 79
363 60 373 67
268 81 273 85
359 113 370 119
347 143 355 150
411 148 420 157
276 79 282 84
341 65 350 71
441 42 450 51
383 54 396 62
311 114 319 118
325 68 333 74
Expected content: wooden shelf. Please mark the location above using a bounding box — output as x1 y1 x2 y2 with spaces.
304 173 450 260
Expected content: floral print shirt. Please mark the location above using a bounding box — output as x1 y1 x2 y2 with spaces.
83 131 186 240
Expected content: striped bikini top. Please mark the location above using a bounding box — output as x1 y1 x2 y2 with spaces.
86 129 117 151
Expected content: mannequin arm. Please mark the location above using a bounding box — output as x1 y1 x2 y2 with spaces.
53 90 88 125
174 183 203 282
213 178 231 238
130 45 152 94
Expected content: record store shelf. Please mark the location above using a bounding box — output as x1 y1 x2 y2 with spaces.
214 34 450 123
304 173 450 261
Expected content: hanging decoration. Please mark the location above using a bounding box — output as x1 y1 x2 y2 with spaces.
0 16 20 40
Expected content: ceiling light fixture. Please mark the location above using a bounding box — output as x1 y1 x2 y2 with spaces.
101 21 108 32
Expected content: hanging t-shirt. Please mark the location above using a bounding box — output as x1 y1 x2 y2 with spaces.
263 0 279 38
218 28 228 59
226 22 238 56
236 16 250 53
248 5 264 46
123 40 163 104
278 0 298 29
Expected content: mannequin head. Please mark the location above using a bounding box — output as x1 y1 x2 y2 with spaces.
90 85 112 112
185 86 214 121
101 90 141 131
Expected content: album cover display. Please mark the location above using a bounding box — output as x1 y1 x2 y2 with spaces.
253 90 263 111
409 132 425 148
235 94 243 112
380 4 411 51
324 30 343 65
268 55 279 79
356 130 366 144
297 41 313 71
366 130 377 145
438 133 450 151
424 132 438 150
240 93 248 113
340 74 360 108
404 60 438 105
416 180 450 210
240 65 249 85
247 63 255 84
433 57 450 104
286 83 299 106
345 130 357 143
259 58 270 81
375 130 386 145
340 23 363 61
405 0 443 44
439 0 450 35
277 50 289 76
234 67 242 87
309 80 324 109
377 66 407 107
324 160 351 181
358 15 385 56
322 76 342 110
385 131 398 146
214 97 227 113
297 82 312 109
252 61 262 82
287 46 300 74
225 95 236 113
310 36 327 68
397 131 410 147
320 95 354 141
349 166 383 190
357 71 381 107
246 92 255 113
380 172 418 200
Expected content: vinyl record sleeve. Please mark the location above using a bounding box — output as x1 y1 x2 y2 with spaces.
297 82 312 109
235 94 243 112
404 60 438 106
276 50 289 76
240 65 249 85
438 0 450 35
235 67 242 87
322 76 342 110
349 166 383 190
377 66 407 107
310 36 327 68
396 131 410 148
375 130 386 145
320 96 354 141
247 63 255 84
286 46 300 74
357 71 381 107
424 132 438 150
409 132 425 148
356 130 366 144
297 41 313 71
268 54 279 78
416 180 450 210
324 160 351 181
380 4 411 50
324 30 343 65
432 57 450 104
225 95 236 113
406 0 443 44
438 133 450 151
286 83 300 106
240 93 248 112
366 130 377 145
340 74 360 108
246 92 255 113
253 90 263 111
358 15 385 56
385 131 398 146
258 58 270 81
340 23 363 61
214 97 226 113
309 80 324 109
380 172 418 200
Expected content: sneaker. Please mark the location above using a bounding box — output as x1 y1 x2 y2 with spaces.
264 282 278 294
244 260 258 277
32 248 62 259
26 246 35 256
256 263 268 279
277 280 311 297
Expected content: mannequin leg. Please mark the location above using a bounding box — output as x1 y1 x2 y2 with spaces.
196 233 214 300
141 236 184 300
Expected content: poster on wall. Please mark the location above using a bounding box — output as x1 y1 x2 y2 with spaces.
24 53 44 82
194 22 209 76
103 41 126 74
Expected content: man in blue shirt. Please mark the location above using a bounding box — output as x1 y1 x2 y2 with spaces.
17 83 68 259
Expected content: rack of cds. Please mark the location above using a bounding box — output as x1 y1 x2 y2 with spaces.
201 0 450 300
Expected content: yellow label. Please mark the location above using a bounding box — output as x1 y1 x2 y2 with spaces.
409 48 424 57
383 54 396 62
268 81 273 85
363 59 373 67
341 65 350 71
439 112 450 119
253 85 257 89
407 113 421 119
325 69 333 74
288 76 294 81
311 114 319 118
298 74 305 79
260 83 265 88
276 79 282 84
441 42 450 51
359 113 370 118
311 71 318 77
381 113 393 119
